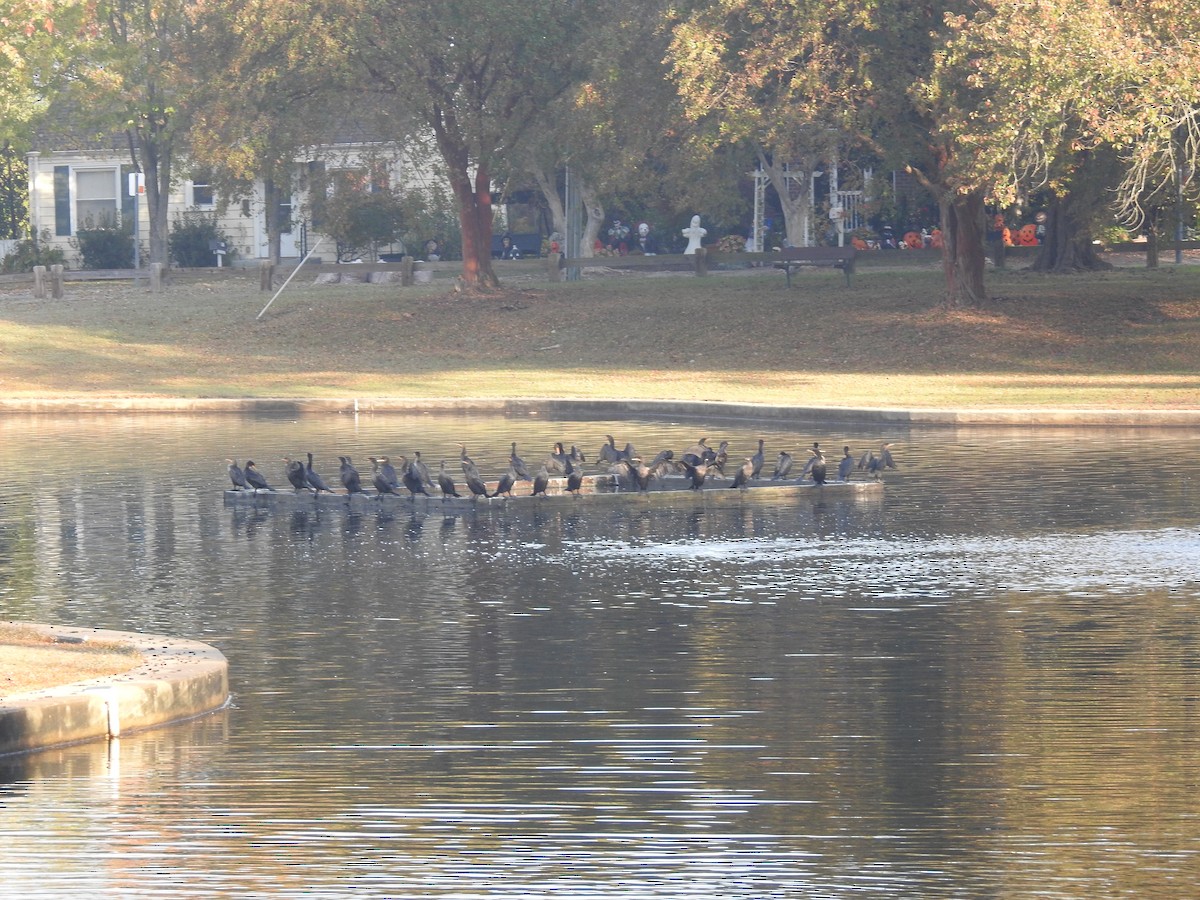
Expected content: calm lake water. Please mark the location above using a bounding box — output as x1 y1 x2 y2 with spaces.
1 413 1199 898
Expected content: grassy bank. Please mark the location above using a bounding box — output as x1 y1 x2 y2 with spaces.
1 255 1198 408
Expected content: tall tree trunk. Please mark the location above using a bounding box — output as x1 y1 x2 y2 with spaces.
580 183 603 258
529 162 565 242
1031 191 1112 273
940 190 987 308
756 148 816 248
264 177 282 265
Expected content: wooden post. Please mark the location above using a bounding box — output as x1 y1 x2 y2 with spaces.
693 247 709 276
33 265 46 299
259 260 275 291
50 264 65 299
400 255 414 286
546 252 564 283
149 262 164 292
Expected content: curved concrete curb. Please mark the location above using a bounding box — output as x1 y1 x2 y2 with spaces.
0 396 1198 426
0 624 229 757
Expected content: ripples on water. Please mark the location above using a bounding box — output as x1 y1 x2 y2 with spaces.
1 415 1199 897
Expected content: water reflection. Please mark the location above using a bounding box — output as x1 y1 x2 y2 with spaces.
2 415 1200 896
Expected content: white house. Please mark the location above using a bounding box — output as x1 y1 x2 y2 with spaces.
25 139 445 268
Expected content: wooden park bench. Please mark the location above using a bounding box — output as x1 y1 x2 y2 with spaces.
772 246 857 287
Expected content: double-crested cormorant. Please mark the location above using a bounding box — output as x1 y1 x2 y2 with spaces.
532 465 550 497
306 453 336 493
565 456 584 494
545 442 569 474
339 456 364 494
710 440 729 475
627 457 653 492
681 437 710 468
837 446 854 482
244 460 272 491
437 460 461 499
879 442 897 470
749 439 766 479
370 457 400 495
283 457 309 492
681 459 709 490
731 457 754 489
770 450 793 480
509 442 532 481
809 448 827 484
599 435 622 465
464 465 489 500
411 451 435 489
226 459 249 491
491 466 517 498
397 456 431 497
457 443 477 470
376 456 401 490
569 445 587 466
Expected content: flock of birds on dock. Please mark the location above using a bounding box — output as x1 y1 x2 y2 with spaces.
225 435 897 500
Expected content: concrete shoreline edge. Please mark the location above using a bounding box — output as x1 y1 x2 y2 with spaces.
0 624 230 758
1 396 1199 426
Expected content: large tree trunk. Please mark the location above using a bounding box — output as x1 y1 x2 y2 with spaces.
940 190 987 308
529 162 565 242
1031 190 1112 273
580 183 604 258
757 148 816 248
263 177 282 265
130 126 173 267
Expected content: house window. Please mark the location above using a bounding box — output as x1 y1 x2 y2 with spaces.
191 175 214 207
75 168 119 230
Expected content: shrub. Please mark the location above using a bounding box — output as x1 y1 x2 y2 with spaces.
170 214 233 267
0 232 67 273
74 226 134 269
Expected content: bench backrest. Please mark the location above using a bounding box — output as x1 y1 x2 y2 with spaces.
776 246 856 262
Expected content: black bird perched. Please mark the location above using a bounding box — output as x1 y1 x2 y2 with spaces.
411 451 435 489
770 450 793 481
545 442 569 474
437 460 461 499
491 466 517 498
749 439 766 479
369 457 401 495
879 442 898 470
397 456 431 497
627 457 653 492
837 446 855 482
283 457 309 492
731 456 754 489
565 455 584 494
306 453 336 493
339 456 365 494
457 442 477 470
569 445 587 466
710 440 729 475
599 435 623 465
244 460 272 491
226 459 249 491
809 448 827 485
680 459 709 491
532 465 550 497
681 437 711 468
509 442 532 480
464 465 489 500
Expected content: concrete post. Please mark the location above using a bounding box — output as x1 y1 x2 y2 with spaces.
259 260 275 291
546 253 564 283
50 264 65 298
33 265 46 299
400 255 414 286
693 247 709 277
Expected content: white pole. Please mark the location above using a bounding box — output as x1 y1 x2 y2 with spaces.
256 237 324 321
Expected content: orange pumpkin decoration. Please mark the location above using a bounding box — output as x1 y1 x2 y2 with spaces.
1002 227 1014 246
851 236 869 250
1018 223 1038 246
929 229 943 249
903 231 923 249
